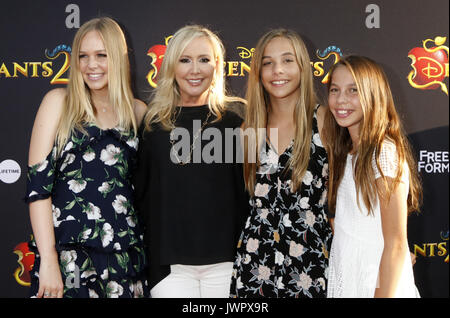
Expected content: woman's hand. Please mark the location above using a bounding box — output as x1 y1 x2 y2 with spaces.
36 252 64 298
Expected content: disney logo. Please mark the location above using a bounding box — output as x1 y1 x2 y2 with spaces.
237 47 255 59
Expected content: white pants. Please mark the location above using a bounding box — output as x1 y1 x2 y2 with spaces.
150 262 233 298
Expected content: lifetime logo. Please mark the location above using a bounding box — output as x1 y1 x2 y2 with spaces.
0 159 21 184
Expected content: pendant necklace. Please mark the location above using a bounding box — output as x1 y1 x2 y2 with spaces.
169 107 212 165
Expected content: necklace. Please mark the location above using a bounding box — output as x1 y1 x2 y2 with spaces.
100 104 111 113
169 108 212 165
94 104 109 113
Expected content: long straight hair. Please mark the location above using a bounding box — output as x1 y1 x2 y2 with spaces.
243 29 317 195
55 17 137 155
143 24 244 131
323 55 422 215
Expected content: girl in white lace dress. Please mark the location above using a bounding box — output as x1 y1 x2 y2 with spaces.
323 55 422 298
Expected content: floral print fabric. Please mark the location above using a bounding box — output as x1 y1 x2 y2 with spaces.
230 107 333 298
25 124 148 298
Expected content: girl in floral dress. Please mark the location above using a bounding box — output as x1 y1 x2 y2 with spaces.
25 17 149 298
230 29 333 298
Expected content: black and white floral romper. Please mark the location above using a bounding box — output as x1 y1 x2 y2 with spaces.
25 124 149 298
230 106 333 298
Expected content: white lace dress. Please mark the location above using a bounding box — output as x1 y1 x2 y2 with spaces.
327 141 419 298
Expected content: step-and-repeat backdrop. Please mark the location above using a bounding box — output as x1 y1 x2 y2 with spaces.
0 0 448 298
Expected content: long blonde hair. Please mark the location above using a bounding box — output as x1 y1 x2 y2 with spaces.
143 24 244 131
324 55 422 215
56 17 137 155
243 29 317 195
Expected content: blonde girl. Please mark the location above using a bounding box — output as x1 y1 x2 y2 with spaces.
324 55 422 297
230 29 332 298
134 25 248 298
26 17 149 298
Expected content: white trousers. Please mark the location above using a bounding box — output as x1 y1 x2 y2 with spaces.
150 262 233 298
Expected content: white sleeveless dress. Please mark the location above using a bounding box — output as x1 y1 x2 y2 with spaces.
327 141 419 298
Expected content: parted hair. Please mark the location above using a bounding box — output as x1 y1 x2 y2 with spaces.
323 55 422 215
143 24 244 131
243 28 317 195
55 17 137 155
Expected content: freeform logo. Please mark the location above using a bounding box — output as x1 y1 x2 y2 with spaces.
0 159 21 183
418 150 449 173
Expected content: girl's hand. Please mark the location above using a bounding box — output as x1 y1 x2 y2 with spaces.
36 253 64 298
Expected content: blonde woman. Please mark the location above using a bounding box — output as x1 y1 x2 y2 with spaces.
324 55 422 297
230 29 333 298
25 17 149 298
134 25 248 298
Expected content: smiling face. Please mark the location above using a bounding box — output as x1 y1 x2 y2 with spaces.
328 65 364 141
260 36 301 105
174 36 217 106
79 30 108 93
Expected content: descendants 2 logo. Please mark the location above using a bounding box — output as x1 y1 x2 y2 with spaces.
146 36 343 88
407 36 449 95
13 238 34 286
0 45 71 84
146 36 172 88
1 38 342 88
413 230 449 263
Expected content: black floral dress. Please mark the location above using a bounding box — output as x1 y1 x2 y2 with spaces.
230 107 333 298
25 124 149 298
